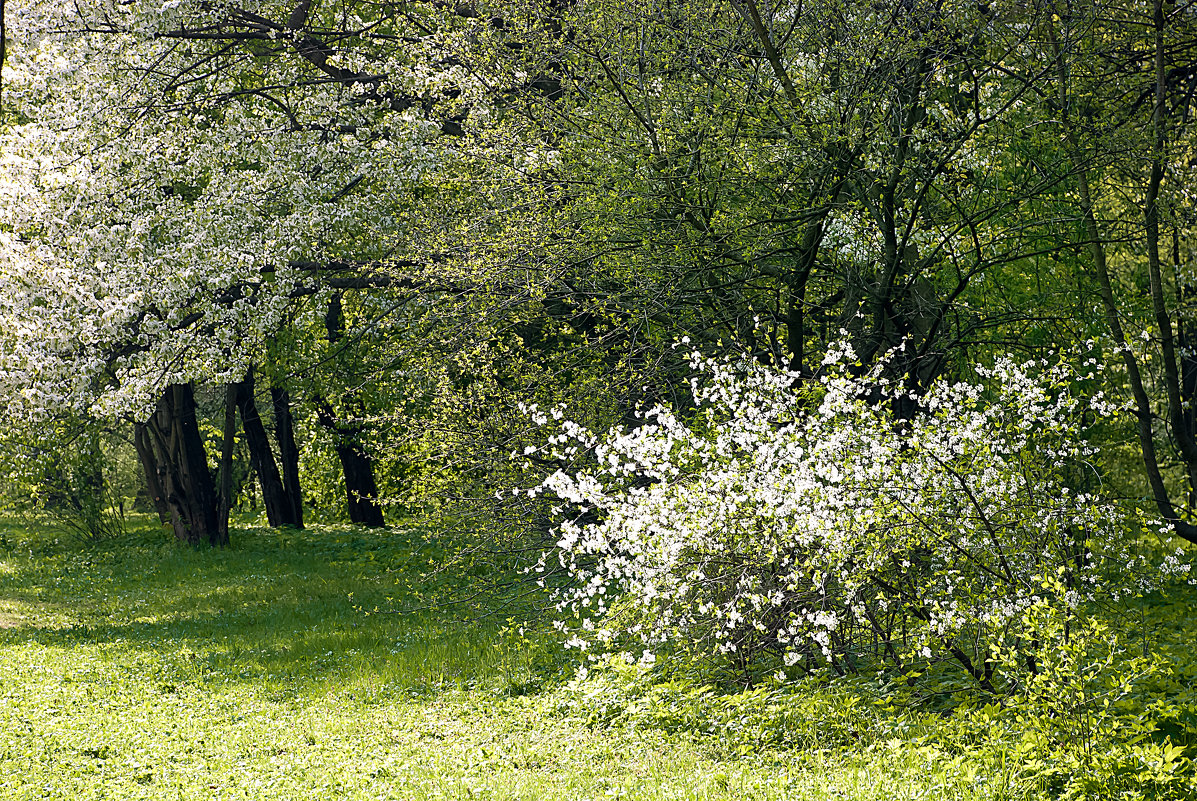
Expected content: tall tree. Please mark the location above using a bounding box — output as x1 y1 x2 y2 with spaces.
137 384 226 546
1042 0 1197 544
0 0 476 537
463 1 1080 380
316 292 386 527
236 367 303 528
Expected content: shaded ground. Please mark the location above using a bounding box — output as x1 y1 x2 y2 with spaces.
0 518 1029 800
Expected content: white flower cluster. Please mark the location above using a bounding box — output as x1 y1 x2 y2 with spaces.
528 347 1171 672
0 0 476 423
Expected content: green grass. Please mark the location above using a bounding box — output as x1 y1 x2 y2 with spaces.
0 516 1181 800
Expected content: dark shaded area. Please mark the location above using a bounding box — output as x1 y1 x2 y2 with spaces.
137 384 226 546
0 523 543 696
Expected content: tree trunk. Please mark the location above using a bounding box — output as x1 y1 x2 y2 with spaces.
235 368 301 528
321 291 386 527
1047 6 1197 545
339 441 386 528
216 383 238 542
133 423 170 525
0 0 7 115
316 400 386 527
140 383 226 546
270 386 305 528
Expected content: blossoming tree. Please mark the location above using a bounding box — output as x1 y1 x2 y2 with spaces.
0 0 477 541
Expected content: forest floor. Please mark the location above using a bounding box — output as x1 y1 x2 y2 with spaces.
0 517 1188 800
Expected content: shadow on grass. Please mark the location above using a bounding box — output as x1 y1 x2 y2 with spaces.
0 518 557 699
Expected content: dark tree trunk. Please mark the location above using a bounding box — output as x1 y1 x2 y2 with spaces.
0 0 7 115
270 386 305 528
216 383 238 542
320 291 385 527
235 368 301 528
133 424 170 525
316 401 386 528
338 442 386 528
140 383 226 546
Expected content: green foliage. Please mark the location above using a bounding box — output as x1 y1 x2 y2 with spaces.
958 585 1197 800
555 581 1197 800
562 655 893 753
0 425 130 543
0 518 1045 799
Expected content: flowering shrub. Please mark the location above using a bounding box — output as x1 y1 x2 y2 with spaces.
526 346 1178 687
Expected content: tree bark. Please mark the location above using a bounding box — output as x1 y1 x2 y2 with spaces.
133 423 170 525
316 400 386 528
235 367 301 528
270 385 305 528
1 0 7 114
320 291 385 527
141 383 226 546
216 383 238 542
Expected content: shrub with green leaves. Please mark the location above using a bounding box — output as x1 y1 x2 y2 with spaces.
0 423 128 543
527 346 1188 689
956 601 1196 800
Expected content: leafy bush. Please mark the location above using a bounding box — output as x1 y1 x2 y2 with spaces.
559 593 1197 800
0 424 128 542
527 346 1186 690
958 612 1196 799
560 653 890 753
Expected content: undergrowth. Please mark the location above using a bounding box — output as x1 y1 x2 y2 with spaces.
0 515 1191 799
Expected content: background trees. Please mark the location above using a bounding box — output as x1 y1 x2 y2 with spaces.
0 0 478 538
3 6 1197 797
0 0 1195 559
465 0 1084 383
1038 0 1197 543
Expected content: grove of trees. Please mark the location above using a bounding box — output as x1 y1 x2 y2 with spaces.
1 0 1196 687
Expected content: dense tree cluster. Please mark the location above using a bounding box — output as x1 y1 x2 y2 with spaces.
0 0 1195 680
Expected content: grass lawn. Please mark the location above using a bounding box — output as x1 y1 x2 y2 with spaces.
0 517 1173 800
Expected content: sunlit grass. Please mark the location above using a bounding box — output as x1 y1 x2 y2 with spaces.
0 515 1036 799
